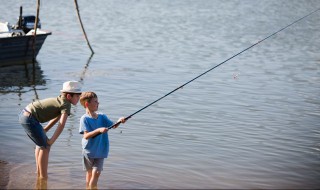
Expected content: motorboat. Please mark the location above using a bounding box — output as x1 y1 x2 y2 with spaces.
0 7 51 66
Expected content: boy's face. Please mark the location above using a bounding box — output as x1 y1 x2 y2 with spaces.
87 97 99 111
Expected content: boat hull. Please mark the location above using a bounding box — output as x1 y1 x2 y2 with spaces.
0 32 51 66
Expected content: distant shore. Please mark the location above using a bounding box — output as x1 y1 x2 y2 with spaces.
0 160 10 189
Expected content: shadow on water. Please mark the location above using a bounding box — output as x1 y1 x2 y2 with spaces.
0 60 47 100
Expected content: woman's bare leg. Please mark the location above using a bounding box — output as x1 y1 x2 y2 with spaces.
37 146 50 179
35 147 40 177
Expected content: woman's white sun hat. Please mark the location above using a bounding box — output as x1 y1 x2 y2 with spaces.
60 81 82 93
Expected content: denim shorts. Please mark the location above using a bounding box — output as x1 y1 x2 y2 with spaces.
83 153 104 172
19 109 48 149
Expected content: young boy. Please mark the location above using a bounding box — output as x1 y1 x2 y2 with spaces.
79 91 126 189
18 81 82 179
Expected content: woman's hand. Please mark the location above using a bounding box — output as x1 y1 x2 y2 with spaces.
47 138 53 146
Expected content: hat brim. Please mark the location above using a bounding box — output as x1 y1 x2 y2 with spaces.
60 90 82 94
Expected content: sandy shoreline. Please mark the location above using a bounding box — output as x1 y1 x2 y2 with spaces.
0 160 10 189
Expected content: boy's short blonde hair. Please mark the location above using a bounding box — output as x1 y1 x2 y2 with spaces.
80 92 97 108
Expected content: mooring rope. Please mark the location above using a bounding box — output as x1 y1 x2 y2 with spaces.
108 7 320 129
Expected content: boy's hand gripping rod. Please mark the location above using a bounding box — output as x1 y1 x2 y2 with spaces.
107 7 320 131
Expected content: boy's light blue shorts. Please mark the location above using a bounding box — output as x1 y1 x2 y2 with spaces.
19 109 49 149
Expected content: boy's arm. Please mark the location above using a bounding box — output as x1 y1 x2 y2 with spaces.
43 115 61 132
85 117 126 138
47 113 68 145
83 127 108 140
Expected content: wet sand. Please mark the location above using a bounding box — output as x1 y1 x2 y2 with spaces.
1 161 80 189
0 160 38 189
0 160 10 189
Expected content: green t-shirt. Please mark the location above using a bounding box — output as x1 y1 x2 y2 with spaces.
27 95 71 123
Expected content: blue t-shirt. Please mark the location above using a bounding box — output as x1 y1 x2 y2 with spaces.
79 112 114 158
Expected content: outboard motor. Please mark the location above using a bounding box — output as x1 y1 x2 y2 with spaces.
16 6 41 33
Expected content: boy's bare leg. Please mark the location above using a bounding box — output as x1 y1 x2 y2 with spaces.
89 169 101 189
86 170 92 189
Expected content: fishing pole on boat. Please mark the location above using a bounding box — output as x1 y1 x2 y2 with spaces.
107 7 320 130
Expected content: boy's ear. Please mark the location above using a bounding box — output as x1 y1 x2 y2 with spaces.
85 102 88 108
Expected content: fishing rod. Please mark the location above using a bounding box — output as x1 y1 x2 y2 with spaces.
108 7 320 130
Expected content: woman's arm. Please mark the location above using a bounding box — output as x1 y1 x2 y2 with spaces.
47 113 68 145
43 115 61 132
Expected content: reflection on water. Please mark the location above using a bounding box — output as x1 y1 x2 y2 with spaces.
79 54 94 84
36 177 48 190
0 61 46 99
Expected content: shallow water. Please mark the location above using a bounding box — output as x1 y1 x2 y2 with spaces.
0 0 320 189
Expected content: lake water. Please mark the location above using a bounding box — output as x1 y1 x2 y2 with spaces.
0 0 319 189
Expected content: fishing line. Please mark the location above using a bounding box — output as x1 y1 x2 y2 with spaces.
108 7 320 130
